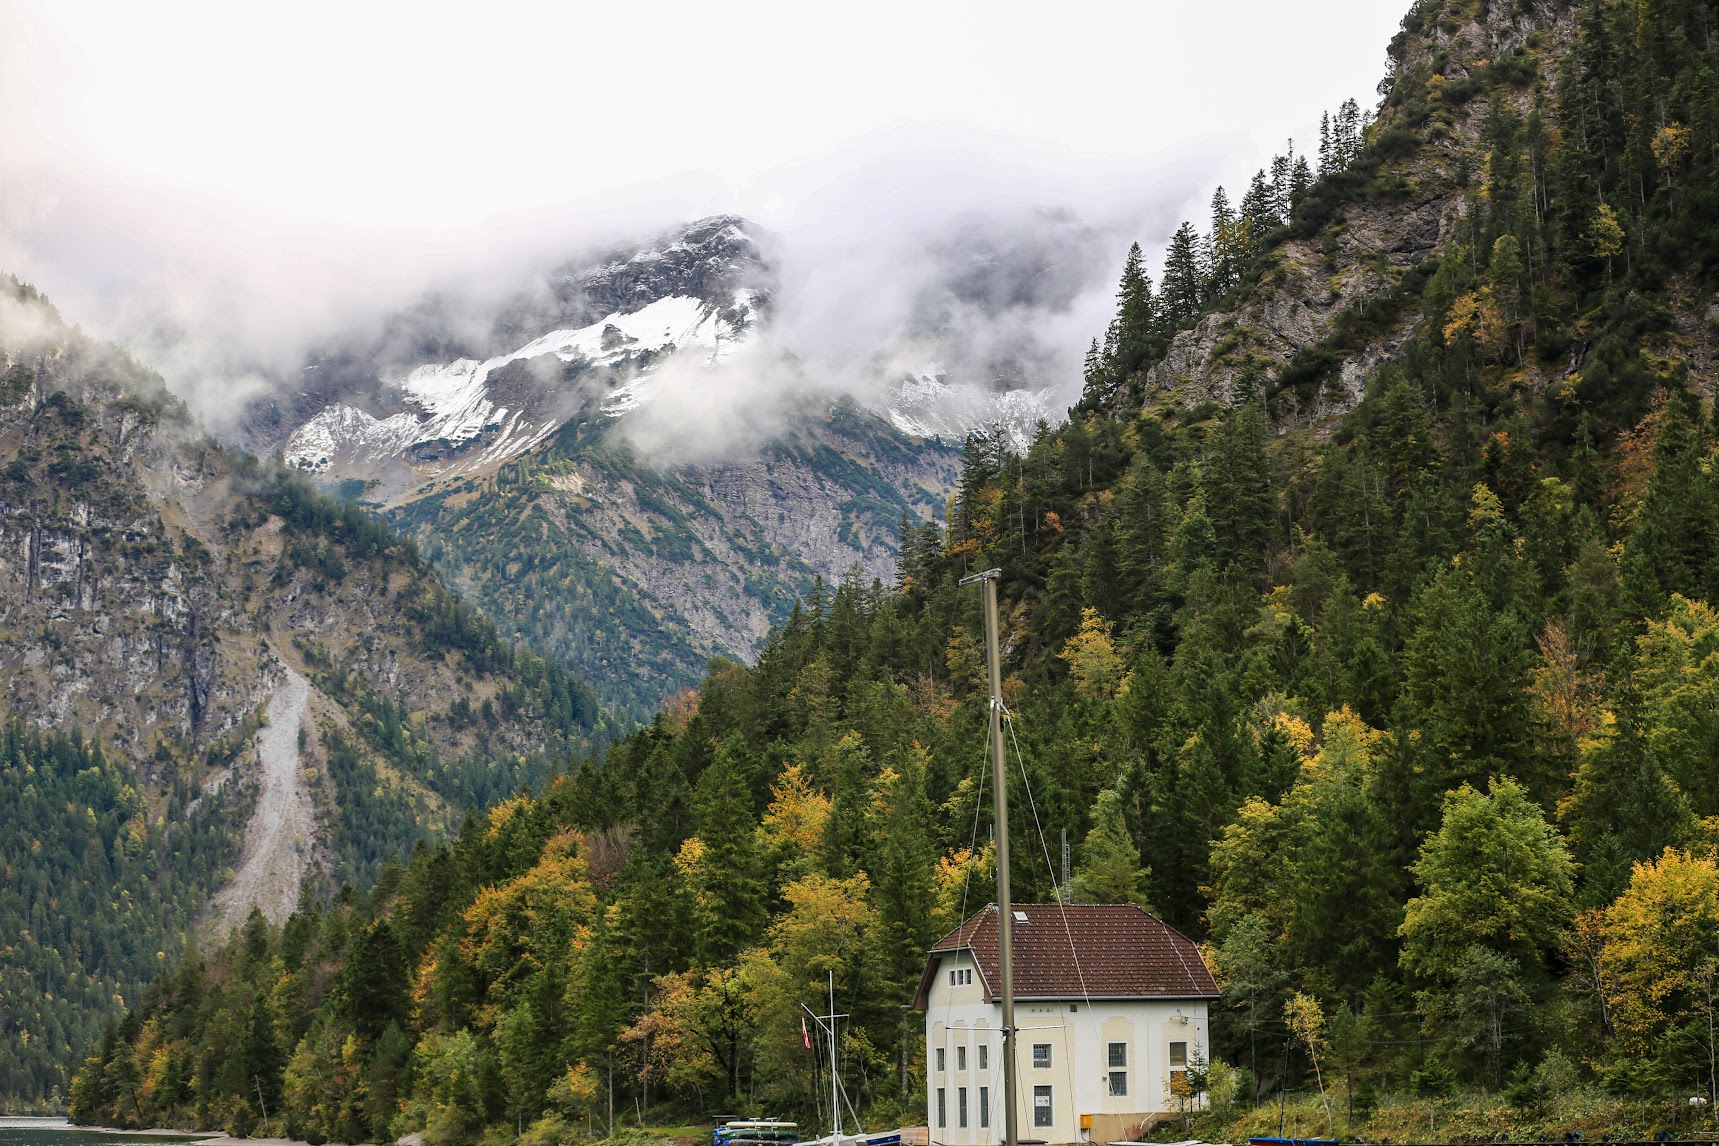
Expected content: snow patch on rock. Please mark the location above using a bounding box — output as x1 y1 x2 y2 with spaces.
883 364 1056 453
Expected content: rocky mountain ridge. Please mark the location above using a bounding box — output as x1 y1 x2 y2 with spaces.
1139 0 1621 423
232 213 1088 715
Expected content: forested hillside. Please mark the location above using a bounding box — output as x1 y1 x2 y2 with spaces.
67 0 1719 1141
391 403 956 722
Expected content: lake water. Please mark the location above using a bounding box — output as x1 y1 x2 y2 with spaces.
0 1119 204 1146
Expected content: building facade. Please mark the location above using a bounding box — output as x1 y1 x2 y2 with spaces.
915 905 1219 1146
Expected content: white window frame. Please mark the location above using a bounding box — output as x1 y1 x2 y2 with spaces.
958 1086 968 1128
937 1087 947 1128
979 1085 990 1129
1032 1042 1052 1069
1169 1040 1188 1068
957 1045 967 1071
936 1047 946 1073
1033 1084 1054 1127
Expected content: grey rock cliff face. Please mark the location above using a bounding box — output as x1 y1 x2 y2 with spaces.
1142 0 1576 423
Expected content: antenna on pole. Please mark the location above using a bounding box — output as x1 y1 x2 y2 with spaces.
1061 827 1070 902
958 567 1016 1146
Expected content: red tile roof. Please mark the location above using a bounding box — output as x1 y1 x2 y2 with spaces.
914 904 1218 1009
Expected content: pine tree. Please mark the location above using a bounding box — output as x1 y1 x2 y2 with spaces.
1160 222 1207 331
687 747 767 966
340 918 409 1042
1206 187 1240 297
1071 788 1151 907
1270 151 1293 220
1240 169 1279 235
1109 242 1158 383
1290 155 1313 212
1203 402 1278 571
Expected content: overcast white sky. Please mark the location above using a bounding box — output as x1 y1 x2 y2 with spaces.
0 0 1408 413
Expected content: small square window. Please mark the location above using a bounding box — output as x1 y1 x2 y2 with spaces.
936 1088 947 1128
979 1086 990 1128
1032 1043 1052 1069
957 1046 967 1071
1169 1041 1188 1068
1033 1085 1053 1127
1108 1071 1128 1097
978 1044 989 1071
936 1047 946 1073
1108 1042 1127 1068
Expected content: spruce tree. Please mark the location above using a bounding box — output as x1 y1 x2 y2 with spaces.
1160 222 1207 331
1071 788 1151 907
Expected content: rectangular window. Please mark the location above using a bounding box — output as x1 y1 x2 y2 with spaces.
1169 1041 1188 1068
936 1047 946 1073
958 1087 969 1128
979 1086 990 1128
937 1088 947 1128
978 1044 989 1071
1108 1041 1127 1068
1108 1071 1128 1097
1033 1085 1054 1128
957 1045 967 1071
1032 1043 1052 1068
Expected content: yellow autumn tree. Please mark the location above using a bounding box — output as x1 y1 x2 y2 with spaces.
755 763 831 872
1588 203 1625 262
1528 620 1604 770
1600 849 1719 1054
742 872 883 1111
1634 595 1719 814
456 830 598 1021
622 966 748 1099
1059 607 1128 699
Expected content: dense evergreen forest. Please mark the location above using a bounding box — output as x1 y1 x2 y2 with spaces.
0 727 244 1108
66 0 1719 1140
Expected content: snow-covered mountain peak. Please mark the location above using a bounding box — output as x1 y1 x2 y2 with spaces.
883 364 1054 453
284 288 760 484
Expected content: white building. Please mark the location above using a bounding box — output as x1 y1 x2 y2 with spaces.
915 904 1219 1146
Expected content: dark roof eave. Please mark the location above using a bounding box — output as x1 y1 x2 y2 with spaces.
985 993 1221 1003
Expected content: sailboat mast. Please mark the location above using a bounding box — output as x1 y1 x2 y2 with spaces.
961 567 1016 1146
830 970 842 1139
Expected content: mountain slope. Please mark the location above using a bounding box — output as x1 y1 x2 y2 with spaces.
1119 0 1717 430
237 214 1094 716
0 275 613 1107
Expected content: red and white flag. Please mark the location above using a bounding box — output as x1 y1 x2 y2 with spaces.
802 1017 813 1050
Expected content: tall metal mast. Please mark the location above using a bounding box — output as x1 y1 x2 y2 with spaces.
829 970 842 1140
959 567 1016 1146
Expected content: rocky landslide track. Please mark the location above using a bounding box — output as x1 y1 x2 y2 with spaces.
209 667 314 932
